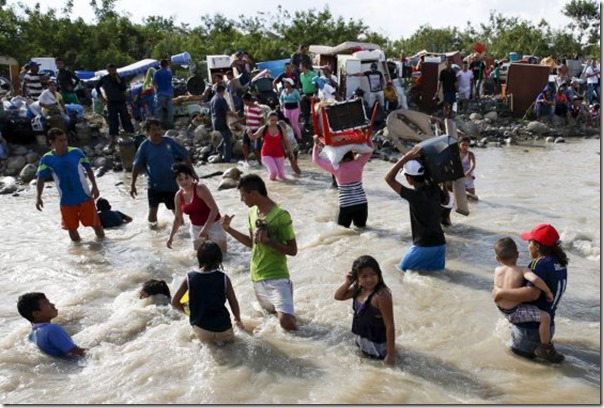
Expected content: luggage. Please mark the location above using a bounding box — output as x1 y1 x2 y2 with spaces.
5 117 35 144
418 135 464 184
65 103 84 120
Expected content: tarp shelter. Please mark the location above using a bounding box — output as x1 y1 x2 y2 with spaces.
255 59 290 79
90 59 160 81
410 50 463 67
309 41 382 56
506 63 551 117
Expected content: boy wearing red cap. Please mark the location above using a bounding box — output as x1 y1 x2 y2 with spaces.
493 224 568 363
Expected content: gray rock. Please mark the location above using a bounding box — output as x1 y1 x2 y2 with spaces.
193 125 209 143
484 111 498 121
232 140 243 156
545 136 555 143
222 167 242 180
93 157 107 168
0 176 17 194
218 178 238 190
6 156 26 171
208 154 223 164
12 145 27 156
527 121 550 134
25 152 39 164
19 163 37 183
469 113 483 120
461 122 481 137
554 137 566 143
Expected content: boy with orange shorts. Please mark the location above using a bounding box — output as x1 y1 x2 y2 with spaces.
36 128 104 242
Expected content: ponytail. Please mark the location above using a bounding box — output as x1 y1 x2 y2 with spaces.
534 241 569 267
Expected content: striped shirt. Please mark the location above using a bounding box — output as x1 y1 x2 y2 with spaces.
244 103 264 130
23 72 44 100
338 181 367 207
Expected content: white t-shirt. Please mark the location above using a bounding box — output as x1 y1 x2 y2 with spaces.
586 65 600 84
318 83 336 102
456 70 474 90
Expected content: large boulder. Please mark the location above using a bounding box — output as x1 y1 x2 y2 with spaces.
460 121 481 137
469 113 483 120
527 121 550 134
484 111 498 121
19 163 37 183
25 152 39 164
193 125 209 144
6 156 26 171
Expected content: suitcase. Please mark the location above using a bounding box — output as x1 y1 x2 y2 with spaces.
418 135 465 184
6 117 35 144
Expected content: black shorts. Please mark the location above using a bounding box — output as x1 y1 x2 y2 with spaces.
443 91 456 104
147 189 177 210
337 203 368 228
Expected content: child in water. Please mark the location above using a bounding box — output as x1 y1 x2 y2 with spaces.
17 292 86 357
171 241 243 345
139 279 172 306
334 255 395 365
96 197 133 228
493 224 568 363
493 237 560 361
458 137 476 196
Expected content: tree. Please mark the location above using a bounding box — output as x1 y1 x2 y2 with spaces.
562 0 600 50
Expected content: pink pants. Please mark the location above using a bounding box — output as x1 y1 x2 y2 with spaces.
262 156 287 180
283 107 302 140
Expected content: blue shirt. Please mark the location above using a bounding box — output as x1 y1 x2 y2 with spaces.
210 94 230 131
29 323 77 357
526 256 567 321
133 137 189 192
36 147 93 206
99 210 127 228
153 68 173 97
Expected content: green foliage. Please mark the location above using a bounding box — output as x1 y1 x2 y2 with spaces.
0 0 597 76
562 0 600 54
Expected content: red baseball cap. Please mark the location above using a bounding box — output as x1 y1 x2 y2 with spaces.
520 224 560 246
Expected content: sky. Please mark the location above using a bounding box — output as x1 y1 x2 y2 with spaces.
11 0 574 40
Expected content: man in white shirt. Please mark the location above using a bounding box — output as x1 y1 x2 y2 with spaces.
456 61 474 113
585 60 600 105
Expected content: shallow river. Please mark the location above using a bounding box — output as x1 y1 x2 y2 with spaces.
0 138 600 404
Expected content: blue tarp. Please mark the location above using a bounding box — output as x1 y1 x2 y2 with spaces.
88 59 160 81
255 58 290 79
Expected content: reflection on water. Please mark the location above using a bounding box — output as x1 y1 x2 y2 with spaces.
0 139 600 404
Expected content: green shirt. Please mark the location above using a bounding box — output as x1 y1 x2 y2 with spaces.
300 71 317 95
248 205 295 282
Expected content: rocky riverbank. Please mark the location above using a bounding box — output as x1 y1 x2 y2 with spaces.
0 107 599 196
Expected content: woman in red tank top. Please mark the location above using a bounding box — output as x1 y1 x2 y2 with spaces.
247 111 293 181
167 163 227 253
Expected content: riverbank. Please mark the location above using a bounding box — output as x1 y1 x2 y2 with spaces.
0 104 599 195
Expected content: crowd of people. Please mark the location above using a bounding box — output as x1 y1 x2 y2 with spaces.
17 44 578 368
24 100 569 366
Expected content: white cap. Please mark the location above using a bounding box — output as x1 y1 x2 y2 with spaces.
403 160 425 176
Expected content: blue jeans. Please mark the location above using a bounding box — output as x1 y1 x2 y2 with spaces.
217 128 232 162
587 83 600 105
155 95 174 128
509 324 555 359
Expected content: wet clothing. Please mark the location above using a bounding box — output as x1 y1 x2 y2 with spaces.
260 126 286 158
399 185 446 247
461 152 475 189
179 184 221 226
133 137 189 192
248 205 295 282
37 147 92 206
498 303 542 323
509 256 567 357
98 210 128 228
29 323 77 357
187 269 232 332
352 290 387 359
